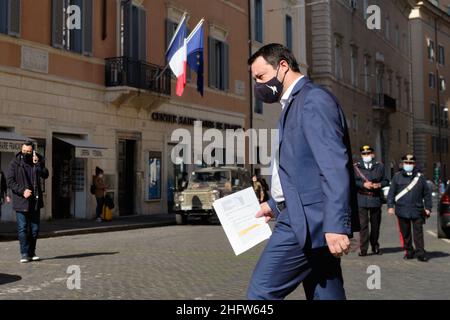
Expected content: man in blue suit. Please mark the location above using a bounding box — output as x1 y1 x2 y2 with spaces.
247 44 359 300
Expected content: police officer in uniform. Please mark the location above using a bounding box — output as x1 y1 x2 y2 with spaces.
387 154 432 262
354 145 389 256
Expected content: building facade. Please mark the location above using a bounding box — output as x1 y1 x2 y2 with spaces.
249 0 308 178
0 0 250 221
411 0 450 183
306 0 415 177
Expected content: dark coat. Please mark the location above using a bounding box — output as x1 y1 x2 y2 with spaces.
6 152 49 212
266 77 360 250
0 171 7 201
354 160 390 208
387 169 432 219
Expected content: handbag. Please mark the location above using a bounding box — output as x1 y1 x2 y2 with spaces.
102 204 113 221
105 194 115 209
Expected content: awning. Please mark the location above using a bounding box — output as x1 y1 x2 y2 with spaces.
54 135 107 159
0 131 34 153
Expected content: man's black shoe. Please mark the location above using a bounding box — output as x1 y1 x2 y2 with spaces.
358 251 367 257
372 246 382 255
403 252 415 260
417 255 428 262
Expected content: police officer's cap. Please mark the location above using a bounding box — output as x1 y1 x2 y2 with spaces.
360 145 374 153
402 154 416 162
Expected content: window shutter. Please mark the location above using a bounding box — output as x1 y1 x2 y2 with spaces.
0 0 7 34
131 6 139 60
82 0 93 56
208 37 216 88
138 8 147 61
123 1 133 58
71 0 83 53
223 42 229 91
7 0 20 36
52 0 64 48
165 19 171 50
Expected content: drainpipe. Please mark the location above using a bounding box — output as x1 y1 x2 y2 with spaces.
248 0 254 175
434 17 443 181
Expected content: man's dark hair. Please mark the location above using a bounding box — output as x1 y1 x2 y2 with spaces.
248 43 301 72
95 166 104 176
22 141 34 149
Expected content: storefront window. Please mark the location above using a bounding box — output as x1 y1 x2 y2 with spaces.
147 151 161 200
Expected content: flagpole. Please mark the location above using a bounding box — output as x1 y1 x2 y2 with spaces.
186 18 204 42
154 63 170 81
155 12 188 81
166 12 188 54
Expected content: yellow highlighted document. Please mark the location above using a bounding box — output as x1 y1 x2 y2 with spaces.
213 187 272 255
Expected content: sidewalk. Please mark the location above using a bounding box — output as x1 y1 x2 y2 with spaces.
0 214 176 241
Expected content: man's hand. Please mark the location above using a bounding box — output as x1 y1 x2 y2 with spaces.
255 202 274 223
325 233 350 258
388 208 395 216
425 209 431 217
23 189 32 199
363 181 373 189
5 195 11 203
372 183 381 189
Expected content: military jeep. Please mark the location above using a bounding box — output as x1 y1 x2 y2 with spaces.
173 166 252 224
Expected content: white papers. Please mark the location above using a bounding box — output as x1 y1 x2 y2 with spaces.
213 187 272 255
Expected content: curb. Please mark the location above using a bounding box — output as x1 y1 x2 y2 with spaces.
0 220 176 242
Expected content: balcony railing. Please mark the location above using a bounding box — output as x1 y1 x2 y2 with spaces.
105 57 171 96
372 93 396 113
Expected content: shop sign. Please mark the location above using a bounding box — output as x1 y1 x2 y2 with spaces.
0 140 22 153
75 148 104 159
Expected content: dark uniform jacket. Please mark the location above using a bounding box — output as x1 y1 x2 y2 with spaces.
6 152 49 212
354 160 390 208
0 171 7 203
387 169 432 219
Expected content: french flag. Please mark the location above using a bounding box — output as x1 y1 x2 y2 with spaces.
166 15 188 96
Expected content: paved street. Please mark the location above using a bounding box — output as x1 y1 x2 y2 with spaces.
0 204 449 300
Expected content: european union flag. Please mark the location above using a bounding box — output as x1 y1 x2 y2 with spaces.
187 20 204 96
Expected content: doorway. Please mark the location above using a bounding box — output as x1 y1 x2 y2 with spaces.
52 136 88 219
118 139 136 216
52 137 73 219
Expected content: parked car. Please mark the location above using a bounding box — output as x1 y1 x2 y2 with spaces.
438 185 450 239
173 166 252 224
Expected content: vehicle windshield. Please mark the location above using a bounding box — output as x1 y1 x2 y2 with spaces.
190 171 230 184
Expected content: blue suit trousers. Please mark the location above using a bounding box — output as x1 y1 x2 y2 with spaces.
247 209 346 300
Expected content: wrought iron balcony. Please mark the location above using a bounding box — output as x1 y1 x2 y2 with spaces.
372 93 396 113
105 57 171 96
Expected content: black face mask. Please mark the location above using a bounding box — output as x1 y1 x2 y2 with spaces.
254 65 288 104
22 153 33 163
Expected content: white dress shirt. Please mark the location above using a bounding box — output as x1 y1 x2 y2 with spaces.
270 76 304 203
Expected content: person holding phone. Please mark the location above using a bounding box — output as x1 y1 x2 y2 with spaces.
6 141 49 263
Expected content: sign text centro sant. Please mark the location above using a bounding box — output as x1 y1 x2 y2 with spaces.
151 112 242 130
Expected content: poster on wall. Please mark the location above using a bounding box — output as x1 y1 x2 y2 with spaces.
147 151 161 200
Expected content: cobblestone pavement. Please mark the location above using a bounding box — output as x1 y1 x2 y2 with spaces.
0 204 449 300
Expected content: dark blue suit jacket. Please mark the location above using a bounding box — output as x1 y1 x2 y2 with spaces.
267 77 359 249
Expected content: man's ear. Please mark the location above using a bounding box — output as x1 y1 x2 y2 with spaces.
279 60 290 70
